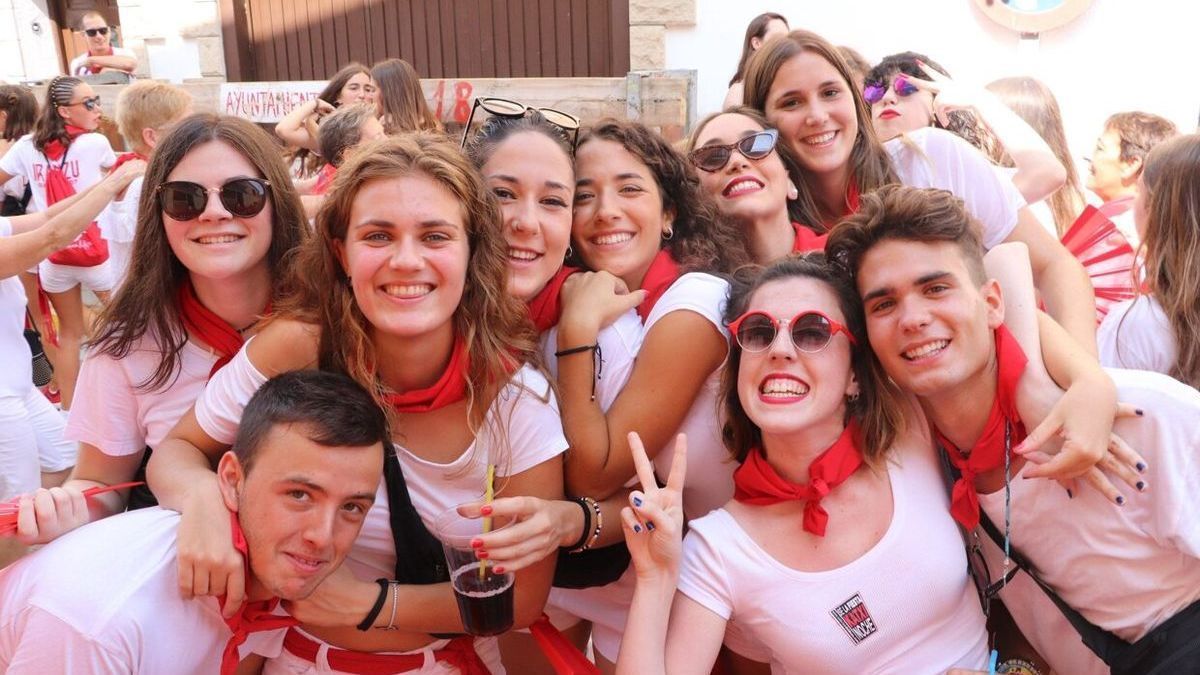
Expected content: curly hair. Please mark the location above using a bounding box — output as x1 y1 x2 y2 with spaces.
275 132 539 441
573 119 751 275
90 113 309 390
720 253 906 468
743 30 901 229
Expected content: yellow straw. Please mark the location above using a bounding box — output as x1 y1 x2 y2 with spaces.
480 464 495 580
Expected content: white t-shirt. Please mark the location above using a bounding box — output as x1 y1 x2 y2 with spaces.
0 133 116 213
0 507 286 673
541 308 643 412
679 440 989 674
645 272 734 521
68 47 136 77
0 218 34 397
96 174 142 244
1096 296 1178 376
886 127 1022 250
65 333 218 455
978 368 1200 644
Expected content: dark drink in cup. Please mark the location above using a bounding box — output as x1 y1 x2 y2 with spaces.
451 562 515 636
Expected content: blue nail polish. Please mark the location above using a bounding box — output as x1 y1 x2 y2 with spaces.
1116 495 1126 506
632 496 643 507
1136 462 1147 473
646 521 656 531
1135 408 1144 416
1136 481 1146 491
632 524 642 533
1066 488 1073 499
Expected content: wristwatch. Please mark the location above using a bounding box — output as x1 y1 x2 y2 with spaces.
998 658 1042 675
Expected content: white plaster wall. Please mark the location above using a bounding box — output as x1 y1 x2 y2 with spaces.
2 0 63 82
666 0 1200 167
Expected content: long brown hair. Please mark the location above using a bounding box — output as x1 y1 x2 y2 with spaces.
743 30 900 228
371 59 440 135
1125 134 1200 389
987 76 1085 236
276 132 538 436
729 12 788 87
574 119 751 275
0 85 38 142
90 113 308 390
292 62 375 177
720 254 905 467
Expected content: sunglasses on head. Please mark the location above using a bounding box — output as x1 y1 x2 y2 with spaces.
727 310 856 354
156 178 271 221
863 75 920 105
84 27 109 37
688 129 779 173
460 97 580 149
63 96 102 112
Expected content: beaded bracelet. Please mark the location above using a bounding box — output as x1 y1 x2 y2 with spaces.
563 497 592 552
357 578 391 631
571 496 603 552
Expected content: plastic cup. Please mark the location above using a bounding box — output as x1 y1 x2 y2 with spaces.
433 506 516 636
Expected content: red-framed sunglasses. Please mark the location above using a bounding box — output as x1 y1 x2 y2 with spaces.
727 310 856 353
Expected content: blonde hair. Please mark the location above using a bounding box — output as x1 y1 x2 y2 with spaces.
116 81 193 153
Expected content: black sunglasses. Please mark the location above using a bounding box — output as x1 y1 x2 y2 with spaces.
688 129 779 173
83 27 110 37
967 532 1019 617
460 97 580 149
63 96 102 112
156 178 271 221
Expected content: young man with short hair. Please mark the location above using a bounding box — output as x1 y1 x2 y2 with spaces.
69 11 137 79
0 370 387 674
1086 111 1178 246
827 185 1200 675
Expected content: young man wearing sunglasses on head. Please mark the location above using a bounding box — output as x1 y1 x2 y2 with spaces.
827 185 1200 675
0 371 386 674
69 11 137 80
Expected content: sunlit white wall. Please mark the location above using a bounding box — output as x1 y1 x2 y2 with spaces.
666 0 1200 182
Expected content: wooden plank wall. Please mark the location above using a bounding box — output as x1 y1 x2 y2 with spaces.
233 0 630 82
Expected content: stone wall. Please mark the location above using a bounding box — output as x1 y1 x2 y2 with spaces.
116 0 224 80
629 0 695 70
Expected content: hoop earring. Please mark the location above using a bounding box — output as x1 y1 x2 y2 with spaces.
787 180 799 201
565 245 574 260
662 226 674 241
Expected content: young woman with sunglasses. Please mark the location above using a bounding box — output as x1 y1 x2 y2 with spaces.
614 254 994 673
1098 134 1200 389
686 106 814 262
0 76 116 410
743 31 1099 355
864 52 1067 207
151 133 564 673
12 114 307 544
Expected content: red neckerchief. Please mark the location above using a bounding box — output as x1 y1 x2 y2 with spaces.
111 151 146 171
382 333 469 413
934 325 1028 530
313 163 338 195
178 278 264 379
733 421 864 537
219 512 298 675
526 266 579 333
282 629 492 675
636 249 682 322
42 125 88 163
86 47 114 74
793 180 861 251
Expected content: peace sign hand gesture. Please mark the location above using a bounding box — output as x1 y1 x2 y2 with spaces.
621 432 687 583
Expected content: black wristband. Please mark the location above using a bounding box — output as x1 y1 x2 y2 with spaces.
562 497 592 552
357 578 390 631
555 343 597 358
554 343 604 402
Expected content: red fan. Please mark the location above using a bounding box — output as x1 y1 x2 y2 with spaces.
1060 205 1139 323
0 482 144 536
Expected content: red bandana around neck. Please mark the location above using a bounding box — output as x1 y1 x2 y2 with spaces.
636 249 682 322
383 333 470 413
934 325 1029 530
219 512 298 675
111 151 146 171
526 266 579 333
793 179 861 251
178 278 265 379
733 421 865 537
42 125 89 163
312 163 338 195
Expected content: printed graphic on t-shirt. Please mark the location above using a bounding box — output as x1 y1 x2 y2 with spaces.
831 593 878 645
